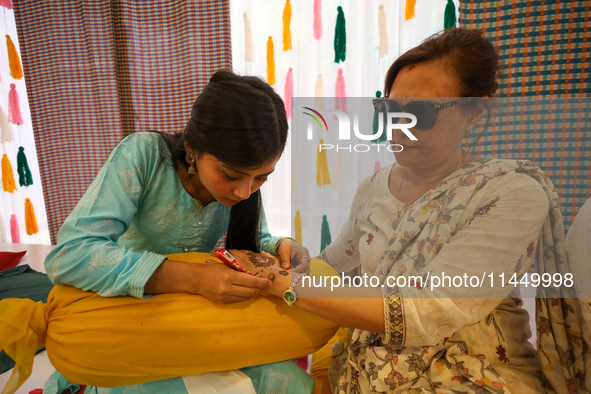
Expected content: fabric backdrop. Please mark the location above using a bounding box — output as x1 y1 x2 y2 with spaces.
459 0 590 230
14 1 232 243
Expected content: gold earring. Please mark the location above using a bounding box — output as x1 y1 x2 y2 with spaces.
186 153 197 175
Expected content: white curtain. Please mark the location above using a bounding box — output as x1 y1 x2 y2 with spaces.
0 8 50 245
231 0 458 255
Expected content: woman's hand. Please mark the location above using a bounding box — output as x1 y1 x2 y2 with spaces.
228 250 291 298
277 239 311 274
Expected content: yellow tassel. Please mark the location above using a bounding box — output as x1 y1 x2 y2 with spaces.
6 35 24 80
24 198 39 235
2 154 17 193
282 0 292 51
405 0 417 21
266 36 275 85
294 210 302 245
316 139 331 186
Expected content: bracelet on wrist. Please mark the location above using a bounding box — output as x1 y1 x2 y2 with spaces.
274 237 294 256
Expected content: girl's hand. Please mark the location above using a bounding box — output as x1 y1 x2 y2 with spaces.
277 239 311 274
197 260 272 304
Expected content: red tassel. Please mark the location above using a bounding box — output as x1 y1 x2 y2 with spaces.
0 0 12 10
10 213 20 243
335 68 347 114
284 68 294 118
313 0 323 40
8 84 24 125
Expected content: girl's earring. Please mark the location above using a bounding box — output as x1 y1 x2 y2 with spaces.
186 153 197 175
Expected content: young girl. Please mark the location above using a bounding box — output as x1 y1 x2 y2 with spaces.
43 69 311 393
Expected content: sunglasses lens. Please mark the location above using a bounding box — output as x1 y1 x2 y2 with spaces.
377 101 401 124
407 102 438 129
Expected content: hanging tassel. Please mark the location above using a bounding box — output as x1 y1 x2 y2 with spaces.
320 215 332 251
313 0 323 40
282 0 292 51
333 6 346 63
316 139 331 186
17 146 33 187
0 0 12 10
2 154 17 193
266 36 275 85
291 153 298 197
244 13 254 62
331 150 345 191
6 35 23 80
294 210 302 245
8 84 24 125
0 107 14 144
444 0 457 30
405 0 417 21
372 91 387 143
314 73 325 109
335 68 347 114
374 160 382 173
284 68 294 118
0 211 7 243
378 5 389 57
24 198 39 235
10 214 20 243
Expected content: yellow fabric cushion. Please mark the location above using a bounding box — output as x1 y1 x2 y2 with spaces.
0 253 339 392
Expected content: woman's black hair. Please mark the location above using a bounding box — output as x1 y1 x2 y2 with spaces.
157 69 288 251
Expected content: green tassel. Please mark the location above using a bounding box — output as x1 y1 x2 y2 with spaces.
320 215 332 251
334 6 346 63
372 91 387 144
17 146 33 187
444 0 457 30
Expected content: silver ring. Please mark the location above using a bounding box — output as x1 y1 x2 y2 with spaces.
301 256 311 260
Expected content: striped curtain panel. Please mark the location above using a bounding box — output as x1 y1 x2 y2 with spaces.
459 1 590 230
13 1 232 243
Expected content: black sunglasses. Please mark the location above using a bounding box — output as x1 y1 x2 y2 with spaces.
372 98 463 130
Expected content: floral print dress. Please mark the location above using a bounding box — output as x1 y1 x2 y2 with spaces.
322 158 585 393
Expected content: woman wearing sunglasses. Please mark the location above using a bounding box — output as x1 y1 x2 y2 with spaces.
231 28 584 393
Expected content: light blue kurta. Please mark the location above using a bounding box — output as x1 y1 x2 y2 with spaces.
45 131 283 298
42 132 302 394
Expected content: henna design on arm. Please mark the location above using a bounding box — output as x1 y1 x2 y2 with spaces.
246 251 277 268
278 270 289 276
268 273 276 282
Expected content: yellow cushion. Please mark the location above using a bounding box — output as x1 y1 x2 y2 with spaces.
40 253 339 387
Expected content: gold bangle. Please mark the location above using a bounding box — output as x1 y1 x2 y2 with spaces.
274 237 293 256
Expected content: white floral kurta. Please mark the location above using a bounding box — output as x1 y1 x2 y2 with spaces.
323 158 585 393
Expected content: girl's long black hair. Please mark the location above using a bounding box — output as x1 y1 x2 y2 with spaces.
157 70 288 251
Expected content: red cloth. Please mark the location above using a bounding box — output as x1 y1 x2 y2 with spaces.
28 390 43 394
0 250 26 271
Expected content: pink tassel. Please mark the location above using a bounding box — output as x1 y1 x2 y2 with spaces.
10 213 20 243
0 0 12 10
335 68 347 114
373 160 382 173
8 84 23 125
313 0 323 40
284 68 294 118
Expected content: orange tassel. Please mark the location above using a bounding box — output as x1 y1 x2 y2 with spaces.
405 0 417 21
282 0 292 51
6 35 23 80
294 210 302 245
2 154 17 193
266 36 275 85
316 139 331 186
24 198 39 235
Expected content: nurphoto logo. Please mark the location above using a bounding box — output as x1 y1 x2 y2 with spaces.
301 106 418 153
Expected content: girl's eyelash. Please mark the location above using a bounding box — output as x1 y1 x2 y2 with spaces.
223 173 239 181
